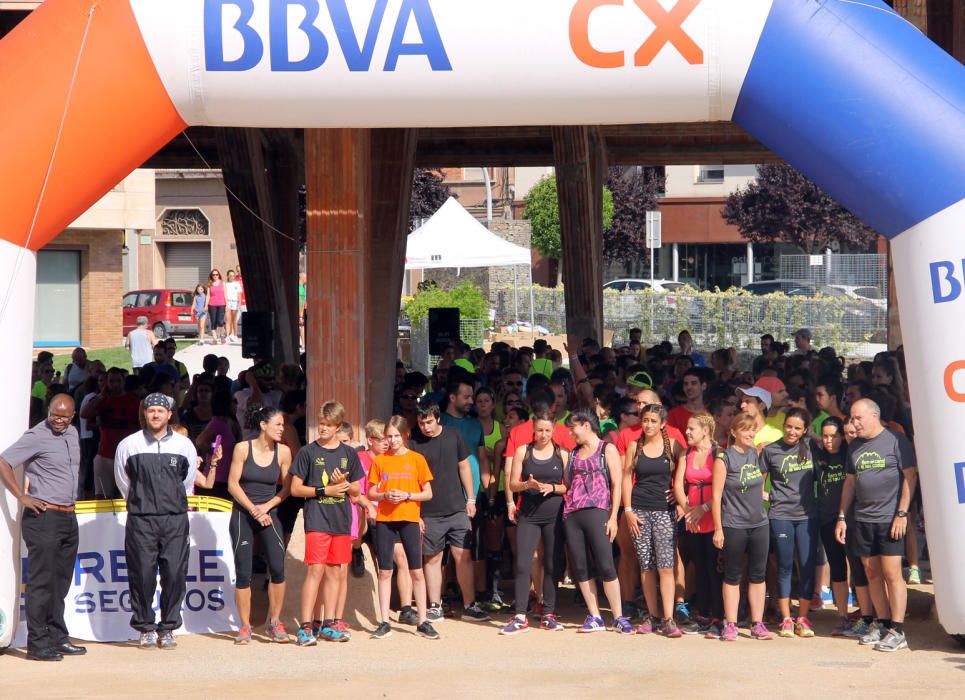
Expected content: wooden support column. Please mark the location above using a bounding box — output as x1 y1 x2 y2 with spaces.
216 127 302 363
552 126 607 343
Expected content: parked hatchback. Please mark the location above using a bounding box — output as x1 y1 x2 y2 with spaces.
122 289 196 339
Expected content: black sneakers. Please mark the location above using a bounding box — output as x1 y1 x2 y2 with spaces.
416 621 440 640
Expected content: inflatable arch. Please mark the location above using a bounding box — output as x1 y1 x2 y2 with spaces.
0 0 963 646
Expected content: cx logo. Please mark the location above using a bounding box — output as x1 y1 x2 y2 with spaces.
569 0 704 69
945 360 965 402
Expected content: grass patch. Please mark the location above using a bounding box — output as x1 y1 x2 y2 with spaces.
49 341 195 376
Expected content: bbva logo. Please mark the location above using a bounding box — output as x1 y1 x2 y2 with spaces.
204 0 452 73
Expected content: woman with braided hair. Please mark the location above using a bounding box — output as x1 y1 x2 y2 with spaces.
622 404 683 636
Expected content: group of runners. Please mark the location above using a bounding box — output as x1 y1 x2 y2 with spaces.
5 328 921 658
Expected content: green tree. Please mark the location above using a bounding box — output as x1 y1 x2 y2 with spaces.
402 280 490 323
522 175 614 259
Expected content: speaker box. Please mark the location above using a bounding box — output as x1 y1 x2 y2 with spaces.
428 307 460 356
241 311 274 360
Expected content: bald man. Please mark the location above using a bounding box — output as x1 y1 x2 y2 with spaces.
0 394 84 661
836 398 917 653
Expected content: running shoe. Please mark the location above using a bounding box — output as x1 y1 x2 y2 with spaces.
831 618 852 637
234 625 252 645
266 619 290 643
873 629 908 653
635 616 654 635
318 623 348 643
462 602 491 622
859 621 883 646
703 619 723 640
795 617 815 638
779 617 795 638
481 592 505 613
750 622 774 640
907 565 921 585
843 618 871 639
719 622 739 642
296 626 317 647
540 613 563 631
622 601 640 620
398 605 419 626
138 631 158 649
370 622 392 640
675 602 699 634
333 619 352 640
351 548 366 579
577 615 606 633
660 619 683 638
810 594 824 611
158 631 177 650
311 620 323 638
500 614 530 636
426 602 445 623
416 621 440 640
613 616 635 635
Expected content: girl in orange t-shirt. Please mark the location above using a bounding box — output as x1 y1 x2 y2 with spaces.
367 416 434 640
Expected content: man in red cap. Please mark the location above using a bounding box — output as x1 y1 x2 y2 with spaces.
755 375 788 432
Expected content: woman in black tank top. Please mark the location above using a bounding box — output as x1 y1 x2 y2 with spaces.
227 407 293 645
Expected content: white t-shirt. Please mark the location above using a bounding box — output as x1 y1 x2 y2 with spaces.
225 281 243 304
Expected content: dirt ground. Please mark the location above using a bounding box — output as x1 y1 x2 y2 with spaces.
3 522 963 699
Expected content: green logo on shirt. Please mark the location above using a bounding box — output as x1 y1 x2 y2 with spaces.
738 464 763 493
855 451 886 472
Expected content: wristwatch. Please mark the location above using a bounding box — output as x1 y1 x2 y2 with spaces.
896 510 908 518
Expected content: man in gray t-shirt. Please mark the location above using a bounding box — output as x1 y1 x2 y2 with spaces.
0 394 85 661
836 399 917 653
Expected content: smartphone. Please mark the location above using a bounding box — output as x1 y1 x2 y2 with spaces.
212 434 222 456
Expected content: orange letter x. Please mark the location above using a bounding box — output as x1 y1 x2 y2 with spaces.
633 0 703 66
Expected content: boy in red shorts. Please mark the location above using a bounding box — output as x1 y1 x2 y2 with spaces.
290 400 363 644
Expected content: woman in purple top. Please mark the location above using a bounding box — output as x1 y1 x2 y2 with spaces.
195 391 241 500
563 410 633 635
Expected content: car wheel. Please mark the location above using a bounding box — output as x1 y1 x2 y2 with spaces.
153 322 168 340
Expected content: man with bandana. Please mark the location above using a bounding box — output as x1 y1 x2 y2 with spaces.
114 393 198 650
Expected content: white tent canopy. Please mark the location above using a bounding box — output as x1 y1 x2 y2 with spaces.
404 197 535 333
405 197 530 269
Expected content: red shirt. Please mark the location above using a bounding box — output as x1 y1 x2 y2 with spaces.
96 393 143 458
666 406 695 436
615 424 686 456
504 420 576 458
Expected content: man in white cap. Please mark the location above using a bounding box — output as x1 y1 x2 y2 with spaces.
114 393 197 650
736 385 783 449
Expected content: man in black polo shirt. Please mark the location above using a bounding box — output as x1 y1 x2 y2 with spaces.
836 398 917 652
411 399 489 623
0 394 85 661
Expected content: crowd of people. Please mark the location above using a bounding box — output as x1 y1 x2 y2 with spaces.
4 325 922 659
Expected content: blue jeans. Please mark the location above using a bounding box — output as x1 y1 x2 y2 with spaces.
770 518 819 600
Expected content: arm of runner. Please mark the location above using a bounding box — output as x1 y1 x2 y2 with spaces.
893 466 918 540
711 455 726 549
622 440 640 538
835 474 856 544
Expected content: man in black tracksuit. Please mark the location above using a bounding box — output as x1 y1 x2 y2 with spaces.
114 393 197 649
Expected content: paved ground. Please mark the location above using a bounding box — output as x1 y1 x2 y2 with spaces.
3 520 963 699
176 338 252 381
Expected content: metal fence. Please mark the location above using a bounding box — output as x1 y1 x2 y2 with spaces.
779 253 887 296
408 318 487 373
492 286 887 352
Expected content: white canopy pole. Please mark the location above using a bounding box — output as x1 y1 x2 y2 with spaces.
513 266 519 326
528 264 536 342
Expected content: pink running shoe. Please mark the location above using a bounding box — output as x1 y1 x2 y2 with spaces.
751 622 774 640
720 622 738 642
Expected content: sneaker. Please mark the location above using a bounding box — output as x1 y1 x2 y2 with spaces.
831 618 852 637
810 594 824 611
426 602 444 623
859 621 883 645
370 621 392 640
138 631 158 649
311 620 323 638
613 616 635 635
398 605 419 626
873 629 908 652
577 615 606 633
660 619 683 638
318 622 349 643
703 619 723 640
462 602 491 622
751 622 774 640
234 625 252 645
635 616 654 635
296 626 317 647
779 617 795 638
500 614 530 636
795 617 815 638
351 548 366 579
675 601 699 634
416 621 440 640
333 619 352 640
158 631 177 650
481 592 505 613
720 622 739 642
843 618 871 639
540 613 563 631
907 566 921 585
265 619 290 643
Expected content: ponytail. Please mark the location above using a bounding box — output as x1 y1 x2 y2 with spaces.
661 426 673 465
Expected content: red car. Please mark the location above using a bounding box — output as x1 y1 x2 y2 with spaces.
122 289 196 339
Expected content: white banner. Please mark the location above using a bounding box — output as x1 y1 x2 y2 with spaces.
10 511 237 647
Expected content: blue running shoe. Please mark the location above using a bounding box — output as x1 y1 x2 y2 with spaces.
577 615 606 633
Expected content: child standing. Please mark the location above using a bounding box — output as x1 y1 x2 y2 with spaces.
289 401 363 645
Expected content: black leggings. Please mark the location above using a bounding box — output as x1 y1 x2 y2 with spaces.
819 519 849 584
375 520 423 571
514 515 564 614
564 508 617 583
231 506 286 589
208 305 226 330
722 524 769 585
687 531 724 619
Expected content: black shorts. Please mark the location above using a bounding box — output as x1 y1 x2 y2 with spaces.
375 520 422 571
422 512 472 556
851 520 904 558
